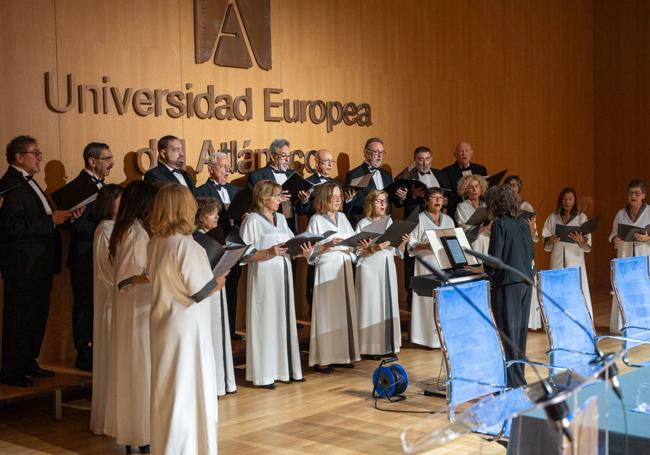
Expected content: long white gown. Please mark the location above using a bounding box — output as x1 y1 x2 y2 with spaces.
90 220 114 436
355 217 403 355
111 219 151 446
456 199 490 254
408 211 455 348
211 288 236 395
240 212 303 385
542 212 593 320
608 204 650 333
148 234 218 455
307 212 360 366
521 201 543 330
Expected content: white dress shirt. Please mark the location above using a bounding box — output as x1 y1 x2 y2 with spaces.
11 165 52 214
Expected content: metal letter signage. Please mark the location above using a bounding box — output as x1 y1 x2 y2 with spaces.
194 0 272 70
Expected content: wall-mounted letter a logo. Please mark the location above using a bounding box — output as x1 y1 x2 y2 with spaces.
194 0 272 70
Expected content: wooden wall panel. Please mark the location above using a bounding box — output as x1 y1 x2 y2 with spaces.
593 0 650 286
0 0 595 366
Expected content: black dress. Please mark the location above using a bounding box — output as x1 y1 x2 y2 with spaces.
487 216 534 388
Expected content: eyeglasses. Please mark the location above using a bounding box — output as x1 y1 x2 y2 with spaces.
270 193 282 199
96 155 114 161
366 149 386 157
373 199 388 205
629 191 645 197
277 154 292 159
20 150 43 158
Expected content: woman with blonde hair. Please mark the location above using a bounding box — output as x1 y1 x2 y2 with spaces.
148 184 227 455
455 174 490 254
194 197 236 396
355 189 410 357
305 182 359 373
239 180 304 388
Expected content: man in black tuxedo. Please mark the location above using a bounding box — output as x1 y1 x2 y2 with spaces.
195 151 243 339
401 146 452 310
144 135 196 192
247 138 309 234
296 148 337 217
442 141 487 219
344 137 407 227
0 136 76 386
66 142 114 370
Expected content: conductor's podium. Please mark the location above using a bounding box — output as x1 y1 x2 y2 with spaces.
411 270 486 296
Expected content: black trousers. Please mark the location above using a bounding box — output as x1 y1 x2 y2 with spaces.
491 282 532 389
1 273 53 378
70 261 94 366
225 263 241 337
403 254 415 312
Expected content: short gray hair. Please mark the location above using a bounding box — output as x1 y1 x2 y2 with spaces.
208 151 228 165
269 138 290 156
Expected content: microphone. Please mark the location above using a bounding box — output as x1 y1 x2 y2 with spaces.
413 255 574 443
462 247 624 402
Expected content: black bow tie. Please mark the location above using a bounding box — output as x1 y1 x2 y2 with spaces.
271 167 286 175
368 166 378 172
25 175 33 182
211 180 223 191
419 171 432 176
91 176 104 185
171 168 183 174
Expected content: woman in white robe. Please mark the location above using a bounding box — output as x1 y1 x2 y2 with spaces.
504 175 542 329
355 190 410 357
90 184 122 436
147 185 227 455
240 180 303 388
408 188 455 348
609 179 650 333
306 182 359 373
194 197 236 396
542 187 593 318
108 180 157 453
455 174 490 254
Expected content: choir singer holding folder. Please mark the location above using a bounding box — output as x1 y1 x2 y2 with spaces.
0 136 81 387
609 179 650 333
247 139 310 234
542 187 594 316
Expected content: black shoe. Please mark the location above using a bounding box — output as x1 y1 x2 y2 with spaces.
313 365 334 374
332 363 354 369
27 367 55 378
231 334 244 341
291 377 305 382
139 445 150 453
226 390 237 395
364 355 382 361
0 373 33 387
259 383 276 390
125 445 132 454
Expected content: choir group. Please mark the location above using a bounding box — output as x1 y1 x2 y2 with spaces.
1 134 648 455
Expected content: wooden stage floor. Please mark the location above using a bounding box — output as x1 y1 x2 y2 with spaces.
0 287 642 454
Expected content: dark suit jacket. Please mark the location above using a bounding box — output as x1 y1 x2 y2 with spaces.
247 165 299 233
66 171 100 269
345 163 395 227
442 162 488 219
144 163 196 193
401 168 452 219
195 180 242 237
0 166 61 278
295 173 336 217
